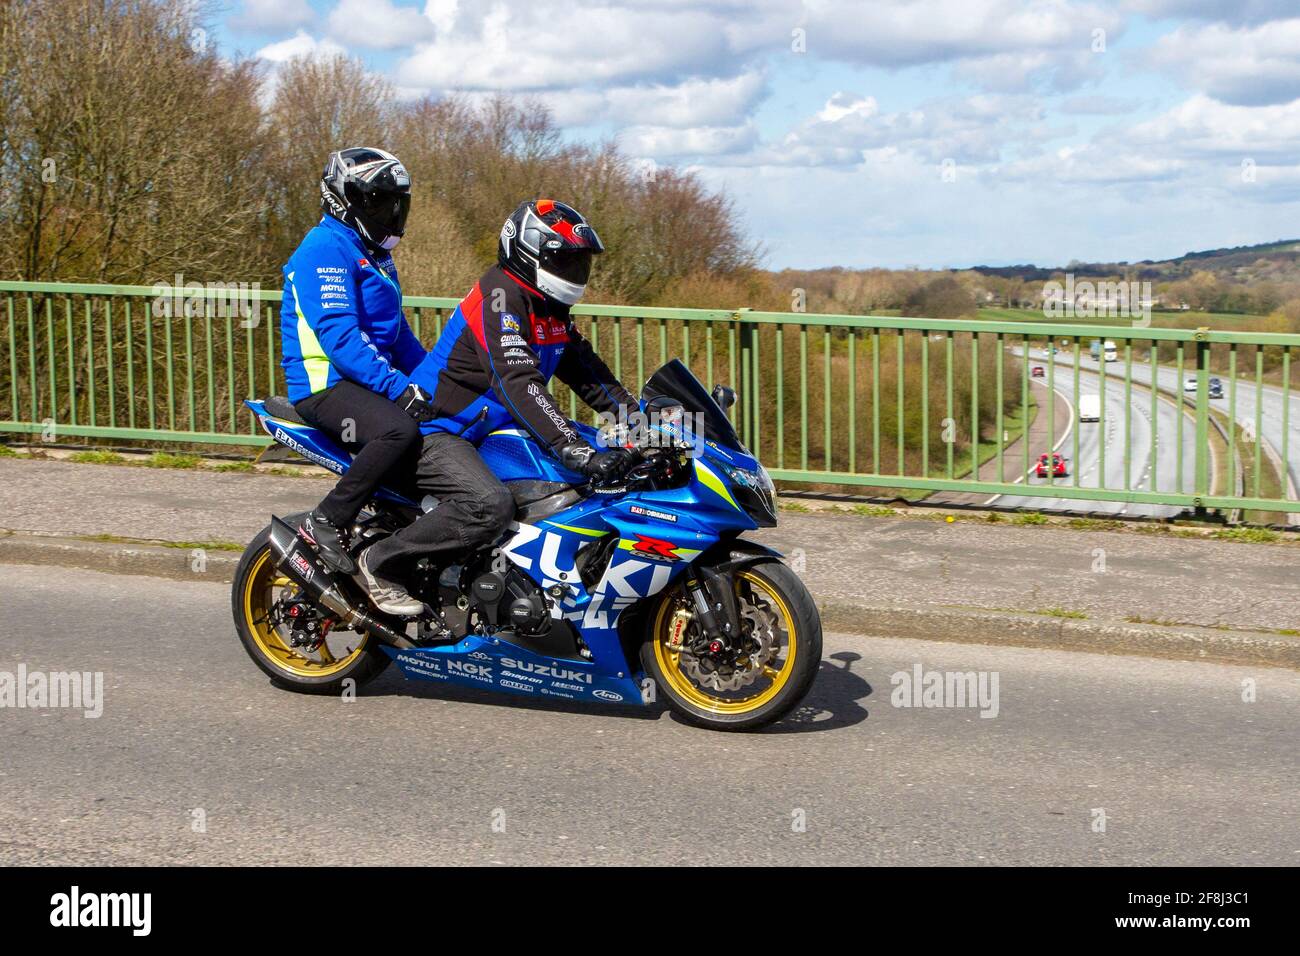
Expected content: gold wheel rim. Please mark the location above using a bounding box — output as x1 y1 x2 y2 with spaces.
652 570 796 715
244 548 366 678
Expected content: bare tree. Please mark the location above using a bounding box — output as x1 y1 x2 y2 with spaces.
0 0 271 284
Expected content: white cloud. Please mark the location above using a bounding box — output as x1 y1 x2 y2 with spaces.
998 94 1300 187
228 0 315 34
742 92 1054 168
1060 94 1142 114
326 0 436 51
396 3 735 92
1150 18 1300 106
618 123 760 159
951 49 1103 94
532 72 767 130
803 0 1122 70
422 0 460 34
254 31 348 64
387 1 1125 109
817 93 878 124
1126 94 1300 161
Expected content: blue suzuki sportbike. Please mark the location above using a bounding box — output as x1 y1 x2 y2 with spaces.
231 359 821 731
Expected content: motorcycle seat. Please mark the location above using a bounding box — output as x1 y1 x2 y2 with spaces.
261 395 307 425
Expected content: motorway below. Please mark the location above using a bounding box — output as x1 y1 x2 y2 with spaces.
996 354 1199 518
1 565 1295 866
1026 347 1300 520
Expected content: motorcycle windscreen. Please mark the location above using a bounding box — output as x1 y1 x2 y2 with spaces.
641 358 745 452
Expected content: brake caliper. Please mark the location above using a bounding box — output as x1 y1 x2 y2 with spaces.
272 592 331 650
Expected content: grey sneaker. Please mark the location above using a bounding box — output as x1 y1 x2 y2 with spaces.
357 549 425 617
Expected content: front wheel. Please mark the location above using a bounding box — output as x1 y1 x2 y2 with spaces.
641 558 821 731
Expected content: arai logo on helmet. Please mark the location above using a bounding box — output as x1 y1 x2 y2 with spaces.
501 219 516 240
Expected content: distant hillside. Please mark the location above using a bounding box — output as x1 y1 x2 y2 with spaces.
969 239 1300 283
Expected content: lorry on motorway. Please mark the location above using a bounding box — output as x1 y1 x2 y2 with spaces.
1088 339 1118 360
1079 394 1101 422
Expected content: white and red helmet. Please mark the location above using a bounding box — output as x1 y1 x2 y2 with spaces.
498 199 604 305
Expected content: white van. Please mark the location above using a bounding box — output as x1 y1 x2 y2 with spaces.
1079 394 1101 422
1103 340 1118 362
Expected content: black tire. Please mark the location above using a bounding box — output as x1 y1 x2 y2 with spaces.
231 521 390 695
640 558 821 731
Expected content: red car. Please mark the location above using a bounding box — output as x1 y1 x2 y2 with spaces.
1036 453 1068 478
1031 365 1045 378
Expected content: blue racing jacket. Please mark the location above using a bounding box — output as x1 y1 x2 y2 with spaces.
280 216 427 404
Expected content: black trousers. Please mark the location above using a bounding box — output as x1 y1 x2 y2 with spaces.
363 432 515 576
294 380 421 527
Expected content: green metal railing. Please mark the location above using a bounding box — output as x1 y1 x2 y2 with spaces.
2 280 1298 514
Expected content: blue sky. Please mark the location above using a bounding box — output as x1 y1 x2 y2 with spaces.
216 1 1300 270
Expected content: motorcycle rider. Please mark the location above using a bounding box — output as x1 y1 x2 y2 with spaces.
357 199 638 614
280 147 434 579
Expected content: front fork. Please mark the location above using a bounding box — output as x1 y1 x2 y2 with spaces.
682 566 743 654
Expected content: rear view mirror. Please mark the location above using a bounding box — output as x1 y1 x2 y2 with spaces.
711 384 736 410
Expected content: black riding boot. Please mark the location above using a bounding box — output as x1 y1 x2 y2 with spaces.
299 510 356 574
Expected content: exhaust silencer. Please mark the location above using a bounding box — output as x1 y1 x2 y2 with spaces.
267 516 413 649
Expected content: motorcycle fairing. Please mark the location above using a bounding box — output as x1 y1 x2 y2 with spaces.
384 633 644 706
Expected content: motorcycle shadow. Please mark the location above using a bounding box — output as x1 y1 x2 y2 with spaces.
755 652 872 735
361 650 873 734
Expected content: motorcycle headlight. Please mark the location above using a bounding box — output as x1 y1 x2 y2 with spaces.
721 463 777 526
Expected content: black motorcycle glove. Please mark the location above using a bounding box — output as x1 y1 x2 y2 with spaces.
559 442 635 482
397 382 435 423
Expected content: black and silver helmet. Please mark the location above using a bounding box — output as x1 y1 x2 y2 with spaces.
498 199 604 306
320 147 411 252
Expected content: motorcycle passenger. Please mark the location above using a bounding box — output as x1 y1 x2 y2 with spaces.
357 199 637 615
280 147 434 578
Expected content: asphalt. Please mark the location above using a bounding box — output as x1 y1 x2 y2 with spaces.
1 566 1295 866
2 456 1299 667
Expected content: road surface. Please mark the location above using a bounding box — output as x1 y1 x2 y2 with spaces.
1 566 1295 866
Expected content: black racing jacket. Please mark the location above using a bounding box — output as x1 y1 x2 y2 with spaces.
408 265 636 452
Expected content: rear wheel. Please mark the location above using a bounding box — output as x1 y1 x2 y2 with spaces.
641 559 821 731
231 524 390 694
